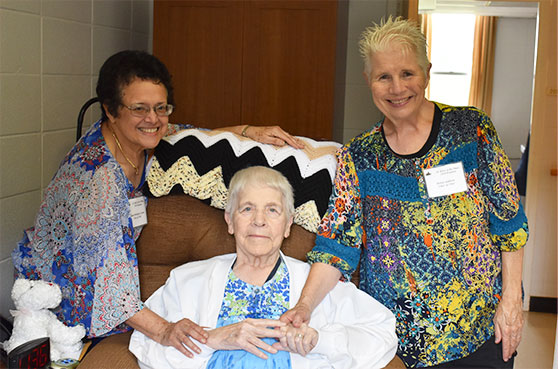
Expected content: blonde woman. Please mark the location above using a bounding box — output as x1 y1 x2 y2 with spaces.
282 17 528 368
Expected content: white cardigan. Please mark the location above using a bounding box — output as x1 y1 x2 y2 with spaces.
129 253 397 369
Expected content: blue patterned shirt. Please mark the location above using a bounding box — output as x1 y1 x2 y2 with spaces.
12 121 192 337
308 103 528 367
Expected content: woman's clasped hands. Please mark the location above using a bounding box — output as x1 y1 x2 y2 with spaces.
205 319 285 359
168 318 319 360
273 322 318 357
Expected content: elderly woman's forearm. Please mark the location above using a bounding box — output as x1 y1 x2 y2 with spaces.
127 307 208 358
214 125 304 148
126 307 170 342
495 248 525 361
298 263 341 311
127 308 206 343
501 248 524 299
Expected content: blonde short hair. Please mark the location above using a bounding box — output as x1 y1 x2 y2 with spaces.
226 166 295 220
359 16 429 78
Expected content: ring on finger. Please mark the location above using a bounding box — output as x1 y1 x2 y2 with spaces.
296 333 303 339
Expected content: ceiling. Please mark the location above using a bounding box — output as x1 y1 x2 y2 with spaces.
418 0 539 18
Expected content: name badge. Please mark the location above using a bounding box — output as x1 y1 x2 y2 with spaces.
129 196 148 227
423 162 468 198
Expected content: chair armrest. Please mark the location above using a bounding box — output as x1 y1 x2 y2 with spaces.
77 331 138 369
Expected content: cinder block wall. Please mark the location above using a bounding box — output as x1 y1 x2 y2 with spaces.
0 0 152 320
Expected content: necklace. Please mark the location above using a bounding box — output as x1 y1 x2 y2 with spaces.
109 125 139 175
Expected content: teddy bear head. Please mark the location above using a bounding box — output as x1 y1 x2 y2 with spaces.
11 278 62 311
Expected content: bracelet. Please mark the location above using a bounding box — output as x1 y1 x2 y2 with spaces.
241 125 251 137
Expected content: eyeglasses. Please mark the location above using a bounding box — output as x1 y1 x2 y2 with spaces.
121 103 174 118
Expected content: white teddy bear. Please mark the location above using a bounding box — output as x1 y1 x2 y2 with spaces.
1 278 86 361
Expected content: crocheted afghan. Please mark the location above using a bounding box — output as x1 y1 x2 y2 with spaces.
147 129 341 233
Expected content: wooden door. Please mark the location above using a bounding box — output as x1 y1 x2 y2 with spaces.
241 1 337 139
154 0 337 139
154 1 244 127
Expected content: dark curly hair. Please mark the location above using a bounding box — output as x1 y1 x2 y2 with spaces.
96 50 174 121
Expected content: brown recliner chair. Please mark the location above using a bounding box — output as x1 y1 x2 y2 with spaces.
77 194 405 368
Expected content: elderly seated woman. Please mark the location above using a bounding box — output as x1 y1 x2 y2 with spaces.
129 166 397 368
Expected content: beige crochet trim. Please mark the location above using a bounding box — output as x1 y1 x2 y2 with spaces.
147 157 321 232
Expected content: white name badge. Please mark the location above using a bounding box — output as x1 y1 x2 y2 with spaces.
423 162 468 198
129 196 148 227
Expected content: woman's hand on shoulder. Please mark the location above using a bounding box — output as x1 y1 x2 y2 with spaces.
206 318 286 359
272 323 318 356
243 125 305 149
158 318 209 358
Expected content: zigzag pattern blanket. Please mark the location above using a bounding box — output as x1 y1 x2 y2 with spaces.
147 129 341 233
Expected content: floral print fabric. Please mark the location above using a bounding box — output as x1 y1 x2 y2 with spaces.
207 259 291 369
12 120 146 337
307 103 528 367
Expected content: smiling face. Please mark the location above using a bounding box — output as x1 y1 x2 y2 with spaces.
366 43 430 124
105 78 169 153
225 183 293 262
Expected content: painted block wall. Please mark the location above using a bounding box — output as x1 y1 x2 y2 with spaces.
0 0 152 321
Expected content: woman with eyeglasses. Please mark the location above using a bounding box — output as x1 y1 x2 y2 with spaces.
11 50 303 354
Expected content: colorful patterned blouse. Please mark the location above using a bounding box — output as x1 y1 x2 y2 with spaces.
12 121 189 337
207 259 291 369
307 103 528 367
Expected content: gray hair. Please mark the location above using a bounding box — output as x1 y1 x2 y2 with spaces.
226 166 295 220
359 16 430 79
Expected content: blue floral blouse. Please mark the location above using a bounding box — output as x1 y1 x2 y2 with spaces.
12 121 191 337
207 258 291 369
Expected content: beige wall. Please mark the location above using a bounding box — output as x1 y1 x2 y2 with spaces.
491 17 536 170
519 0 558 302
334 0 404 144
0 0 152 320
